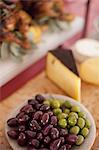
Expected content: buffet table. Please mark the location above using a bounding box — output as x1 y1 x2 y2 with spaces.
0 17 84 100
0 72 99 150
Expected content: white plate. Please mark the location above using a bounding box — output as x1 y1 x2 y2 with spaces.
5 94 96 150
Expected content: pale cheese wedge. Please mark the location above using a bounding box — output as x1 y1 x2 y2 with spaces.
79 57 99 85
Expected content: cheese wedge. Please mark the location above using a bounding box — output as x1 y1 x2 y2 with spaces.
80 57 99 85
73 38 99 63
46 49 81 101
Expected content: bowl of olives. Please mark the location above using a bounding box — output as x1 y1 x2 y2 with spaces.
5 94 96 150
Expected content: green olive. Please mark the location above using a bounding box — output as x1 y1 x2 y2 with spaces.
77 117 85 129
59 99 65 106
53 108 62 116
63 108 70 114
58 119 67 128
64 101 72 108
43 100 50 106
51 100 60 109
71 106 80 113
69 112 78 119
81 127 89 138
69 126 80 135
58 113 68 120
78 111 86 119
49 99 53 103
68 116 77 126
85 119 91 129
76 135 84 145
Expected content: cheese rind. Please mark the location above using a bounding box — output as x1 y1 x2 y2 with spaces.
46 52 81 101
73 38 99 63
80 57 99 85
51 49 79 76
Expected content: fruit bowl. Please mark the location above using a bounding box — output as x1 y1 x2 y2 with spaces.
5 94 96 150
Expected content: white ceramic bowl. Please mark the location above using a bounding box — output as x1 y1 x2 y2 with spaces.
5 94 96 150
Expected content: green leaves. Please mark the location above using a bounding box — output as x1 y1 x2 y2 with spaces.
0 42 9 59
0 42 26 62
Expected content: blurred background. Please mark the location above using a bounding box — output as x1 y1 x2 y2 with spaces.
0 1 99 150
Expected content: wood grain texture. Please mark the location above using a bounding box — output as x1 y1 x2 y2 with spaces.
0 72 99 150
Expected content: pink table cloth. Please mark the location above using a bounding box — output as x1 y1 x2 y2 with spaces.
63 0 88 47
64 0 88 17
86 0 99 37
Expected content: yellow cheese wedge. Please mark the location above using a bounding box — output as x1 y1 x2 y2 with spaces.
46 52 81 101
79 57 99 85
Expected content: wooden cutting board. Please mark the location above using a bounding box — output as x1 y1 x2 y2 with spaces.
0 72 99 150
